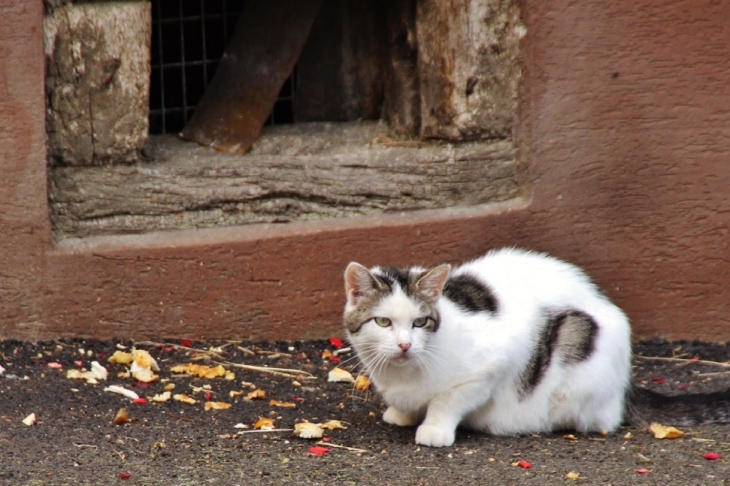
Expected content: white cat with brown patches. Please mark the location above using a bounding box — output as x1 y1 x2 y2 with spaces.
343 248 730 447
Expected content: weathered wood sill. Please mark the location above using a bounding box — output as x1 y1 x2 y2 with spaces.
50 121 518 239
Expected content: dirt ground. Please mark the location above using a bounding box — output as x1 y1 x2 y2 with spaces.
1 337 730 485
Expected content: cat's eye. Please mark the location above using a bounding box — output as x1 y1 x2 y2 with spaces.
374 317 392 327
412 317 431 328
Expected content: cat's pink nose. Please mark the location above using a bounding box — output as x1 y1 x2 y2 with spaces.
398 342 411 353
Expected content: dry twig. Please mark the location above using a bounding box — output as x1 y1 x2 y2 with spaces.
236 428 294 434
315 441 369 453
634 354 730 369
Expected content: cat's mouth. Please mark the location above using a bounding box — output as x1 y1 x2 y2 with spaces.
392 354 411 365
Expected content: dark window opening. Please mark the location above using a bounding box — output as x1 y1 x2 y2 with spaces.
149 0 294 135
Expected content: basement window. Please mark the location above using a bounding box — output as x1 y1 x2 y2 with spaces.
46 0 525 239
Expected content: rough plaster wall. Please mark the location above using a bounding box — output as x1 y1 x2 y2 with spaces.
0 1 52 339
44 1 150 166
520 0 730 340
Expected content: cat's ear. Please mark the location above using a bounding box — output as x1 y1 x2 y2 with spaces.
344 262 382 306
416 264 451 303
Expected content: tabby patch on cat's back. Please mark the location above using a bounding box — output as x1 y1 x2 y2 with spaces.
342 248 730 448
442 273 498 314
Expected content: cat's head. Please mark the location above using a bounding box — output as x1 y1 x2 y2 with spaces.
343 262 451 368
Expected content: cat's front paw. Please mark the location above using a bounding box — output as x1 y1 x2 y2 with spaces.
383 406 419 427
415 424 456 447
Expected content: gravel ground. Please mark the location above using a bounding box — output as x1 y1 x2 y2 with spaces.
1 338 730 485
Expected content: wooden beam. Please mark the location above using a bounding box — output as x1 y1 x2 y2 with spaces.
416 0 523 140
180 0 321 154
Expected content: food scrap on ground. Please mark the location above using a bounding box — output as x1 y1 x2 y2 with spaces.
204 401 232 411
328 367 355 383
113 407 130 425
308 446 332 457
170 363 232 380
270 399 296 408
173 393 197 405
254 418 276 430
294 422 324 439
129 349 159 383
245 389 266 401
151 391 171 403
21 413 36 426
649 422 685 439
354 374 371 391
320 420 347 430
104 385 139 400
66 361 108 384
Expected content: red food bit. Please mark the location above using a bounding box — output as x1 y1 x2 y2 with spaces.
205 392 213 400
635 468 652 474
328 337 345 349
132 398 148 405
162 346 176 352
290 396 305 403
320 437 332 442
119 472 132 480
308 446 331 457
650 377 666 384
703 452 721 461
517 460 532 469
74 360 84 367
47 362 63 369
180 339 192 348
328 356 342 364
678 384 687 391
132 381 152 388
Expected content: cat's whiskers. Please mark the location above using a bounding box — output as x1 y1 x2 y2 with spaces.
336 352 367 369
373 349 394 376
413 349 441 382
414 344 450 382
352 343 389 377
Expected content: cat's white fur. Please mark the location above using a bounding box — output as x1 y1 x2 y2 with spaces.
344 248 632 447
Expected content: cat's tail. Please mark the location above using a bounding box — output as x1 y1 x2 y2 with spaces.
626 384 730 426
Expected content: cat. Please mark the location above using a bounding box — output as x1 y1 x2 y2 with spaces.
342 248 730 447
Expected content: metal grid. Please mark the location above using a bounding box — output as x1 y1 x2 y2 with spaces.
149 0 295 135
